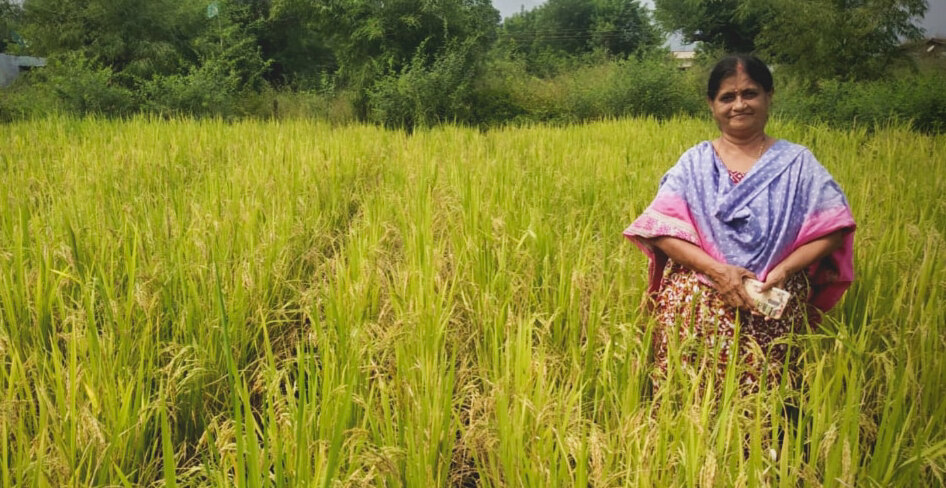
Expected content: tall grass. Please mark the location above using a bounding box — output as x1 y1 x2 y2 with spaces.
0 116 943 486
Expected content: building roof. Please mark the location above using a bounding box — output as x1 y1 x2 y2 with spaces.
0 53 46 88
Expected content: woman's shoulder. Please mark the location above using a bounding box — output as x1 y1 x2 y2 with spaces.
676 140 715 164
771 138 808 154
772 139 838 180
770 139 823 166
657 141 715 186
686 140 715 154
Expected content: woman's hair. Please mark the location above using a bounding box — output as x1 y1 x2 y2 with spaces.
706 54 774 100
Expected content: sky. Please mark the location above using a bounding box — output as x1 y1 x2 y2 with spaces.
492 0 946 40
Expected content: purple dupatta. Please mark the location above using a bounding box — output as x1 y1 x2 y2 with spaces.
624 139 856 312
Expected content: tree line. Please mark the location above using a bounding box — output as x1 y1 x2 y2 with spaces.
0 0 940 130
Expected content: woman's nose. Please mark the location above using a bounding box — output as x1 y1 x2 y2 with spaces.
733 96 747 110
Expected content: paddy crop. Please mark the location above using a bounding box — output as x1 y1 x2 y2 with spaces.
1 117 944 487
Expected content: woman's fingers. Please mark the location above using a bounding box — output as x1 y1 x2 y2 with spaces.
735 284 755 310
729 290 752 311
712 265 757 310
760 273 783 292
736 268 760 311
760 265 788 292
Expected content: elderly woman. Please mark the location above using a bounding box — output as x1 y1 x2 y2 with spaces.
624 55 856 388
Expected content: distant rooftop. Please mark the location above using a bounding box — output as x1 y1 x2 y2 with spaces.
0 54 46 88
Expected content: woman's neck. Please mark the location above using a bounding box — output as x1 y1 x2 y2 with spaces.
719 131 768 151
713 131 772 174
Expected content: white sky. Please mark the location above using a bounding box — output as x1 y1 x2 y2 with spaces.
493 0 946 39
922 0 946 37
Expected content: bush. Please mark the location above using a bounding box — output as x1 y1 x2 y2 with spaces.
368 40 482 130
140 62 244 118
0 53 135 118
0 71 58 121
774 72 946 133
477 52 702 124
597 54 703 119
474 55 554 123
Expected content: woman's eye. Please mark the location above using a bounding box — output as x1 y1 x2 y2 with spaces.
719 94 735 102
743 91 758 99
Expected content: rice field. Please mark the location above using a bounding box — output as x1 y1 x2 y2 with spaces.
0 116 944 487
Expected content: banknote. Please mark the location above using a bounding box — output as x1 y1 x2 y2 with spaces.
744 278 791 319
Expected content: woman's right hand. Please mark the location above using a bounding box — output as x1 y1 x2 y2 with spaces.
707 263 757 310
649 236 757 310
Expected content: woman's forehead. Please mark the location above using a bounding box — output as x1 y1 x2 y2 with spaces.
716 72 763 92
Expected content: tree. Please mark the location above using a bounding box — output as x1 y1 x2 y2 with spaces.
0 0 23 53
653 0 769 53
311 0 500 83
16 0 267 116
653 0 928 81
757 0 928 81
21 0 200 79
539 0 597 54
238 0 338 88
500 0 658 64
589 0 659 57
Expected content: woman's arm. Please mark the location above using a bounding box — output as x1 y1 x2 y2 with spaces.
650 236 757 310
760 230 846 292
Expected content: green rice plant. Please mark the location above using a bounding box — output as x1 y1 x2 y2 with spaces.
0 116 943 487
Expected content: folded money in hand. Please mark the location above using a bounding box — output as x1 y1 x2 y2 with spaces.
743 278 791 319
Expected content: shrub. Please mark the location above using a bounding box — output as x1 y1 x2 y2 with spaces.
599 54 703 119
0 70 59 121
140 62 243 118
482 52 702 123
2 53 136 117
368 40 483 130
774 72 946 133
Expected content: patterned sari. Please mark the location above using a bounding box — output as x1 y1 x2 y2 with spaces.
624 139 856 387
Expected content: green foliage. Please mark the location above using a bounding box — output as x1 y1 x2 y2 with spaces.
315 0 500 86
140 64 243 118
500 0 658 64
774 72 946 133
46 54 135 115
757 0 927 81
535 0 597 54
653 0 767 52
0 0 940 131
589 0 659 57
0 52 135 117
654 0 928 81
0 75 54 121
556 54 701 120
244 0 338 87
191 1 270 92
475 52 701 123
268 89 357 123
367 40 482 129
21 0 199 79
137 3 271 117
9 0 268 118
0 0 23 53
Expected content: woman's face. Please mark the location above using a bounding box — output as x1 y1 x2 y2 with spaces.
708 68 772 138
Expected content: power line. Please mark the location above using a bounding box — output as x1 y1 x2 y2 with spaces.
501 28 645 41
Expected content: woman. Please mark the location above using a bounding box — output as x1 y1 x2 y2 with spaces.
624 55 856 389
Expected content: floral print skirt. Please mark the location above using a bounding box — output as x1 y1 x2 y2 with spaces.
652 260 811 391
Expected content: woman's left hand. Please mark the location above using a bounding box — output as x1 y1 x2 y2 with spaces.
760 266 787 292
760 231 846 293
